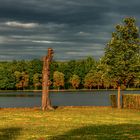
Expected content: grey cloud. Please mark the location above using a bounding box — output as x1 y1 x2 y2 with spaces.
0 0 140 61
5 21 39 28
0 0 111 25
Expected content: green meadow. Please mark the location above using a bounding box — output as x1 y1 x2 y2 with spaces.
0 107 140 140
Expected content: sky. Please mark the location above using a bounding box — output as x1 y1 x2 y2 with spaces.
0 0 140 61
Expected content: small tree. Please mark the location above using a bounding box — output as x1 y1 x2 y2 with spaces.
84 72 95 90
22 72 29 89
69 74 80 89
33 73 42 90
53 71 64 90
14 71 29 89
14 71 22 89
93 71 103 90
0 67 15 90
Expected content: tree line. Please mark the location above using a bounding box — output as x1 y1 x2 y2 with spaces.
0 57 97 90
0 17 140 90
0 57 139 90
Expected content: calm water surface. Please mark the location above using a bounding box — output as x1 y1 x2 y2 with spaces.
0 90 140 108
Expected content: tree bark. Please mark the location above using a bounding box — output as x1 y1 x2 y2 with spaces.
117 86 121 109
42 48 54 111
42 70 52 110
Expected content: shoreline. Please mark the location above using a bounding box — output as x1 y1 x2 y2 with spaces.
0 88 140 92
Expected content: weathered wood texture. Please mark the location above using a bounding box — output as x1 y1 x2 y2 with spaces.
42 48 53 111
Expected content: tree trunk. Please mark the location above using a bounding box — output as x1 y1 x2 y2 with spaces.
117 86 121 109
42 87 52 110
42 70 53 110
42 49 54 111
98 85 99 90
90 86 92 90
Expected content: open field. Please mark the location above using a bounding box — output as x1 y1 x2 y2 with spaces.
0 107 140 140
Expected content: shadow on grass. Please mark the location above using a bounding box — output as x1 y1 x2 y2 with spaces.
0 127 22 140
49 124 140 140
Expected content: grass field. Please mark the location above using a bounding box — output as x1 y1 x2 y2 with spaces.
0 107 140 140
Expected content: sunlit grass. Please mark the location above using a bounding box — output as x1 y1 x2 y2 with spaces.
0 107 140 140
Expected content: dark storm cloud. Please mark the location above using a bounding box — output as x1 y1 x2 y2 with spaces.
0 0 109 24
0 0 140 61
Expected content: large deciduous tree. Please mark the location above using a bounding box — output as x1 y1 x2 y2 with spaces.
102 17 140 108
103 17 140 84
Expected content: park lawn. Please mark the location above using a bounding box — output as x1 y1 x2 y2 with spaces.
0 107 140 140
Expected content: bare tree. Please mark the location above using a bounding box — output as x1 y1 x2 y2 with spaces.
42 48 54 111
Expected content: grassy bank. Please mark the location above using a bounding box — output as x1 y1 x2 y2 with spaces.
0 107 140 140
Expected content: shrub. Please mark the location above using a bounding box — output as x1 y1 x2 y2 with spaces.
122 94 140 109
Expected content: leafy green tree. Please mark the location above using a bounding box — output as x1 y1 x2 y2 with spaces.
97 61 111 89
53 71 65 90
14 71 29 89
50 61 59 78
103 76 110 89
22 72 29 89
15 60 27 72
102 17 140 84
0 66 15 89
27 59 42 88
110 78 118 89
14 71 22 89
84 72 95 90
84 56 96 74
33 73 42 90
28 59 42 74
69 74 80 89
102 17 140 108
93 71 103 90
75 60 88 87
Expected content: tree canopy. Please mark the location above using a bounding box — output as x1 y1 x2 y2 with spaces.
102 17 140 86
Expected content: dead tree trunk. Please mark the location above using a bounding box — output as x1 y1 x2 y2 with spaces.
42 48 53 111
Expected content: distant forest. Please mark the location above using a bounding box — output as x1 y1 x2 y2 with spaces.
0 56 139 90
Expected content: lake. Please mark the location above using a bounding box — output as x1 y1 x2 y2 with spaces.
0 90 140 108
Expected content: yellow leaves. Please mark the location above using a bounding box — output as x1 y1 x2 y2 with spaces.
53 71 65 89
69 75 80 89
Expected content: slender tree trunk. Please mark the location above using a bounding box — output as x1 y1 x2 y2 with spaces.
117 86 121 109
90 86 92 90
42 48 54 111
98 85 99 90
